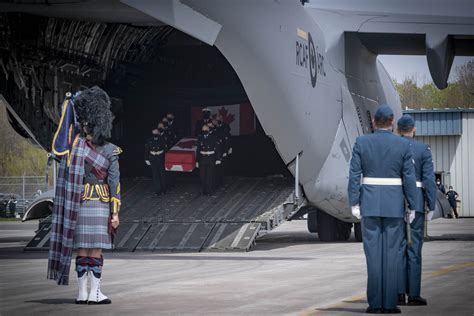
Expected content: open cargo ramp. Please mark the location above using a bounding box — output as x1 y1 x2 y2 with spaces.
24 176 295 252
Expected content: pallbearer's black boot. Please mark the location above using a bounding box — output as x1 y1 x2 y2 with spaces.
87 256 111 305
75 256 89 304
397 294 406 305
407 296 427 306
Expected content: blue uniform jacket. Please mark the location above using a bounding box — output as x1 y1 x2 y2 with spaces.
348 129 418 218
404 137 437 212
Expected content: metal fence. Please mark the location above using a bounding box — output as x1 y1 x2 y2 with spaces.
0 176 51 199
0 176 53 217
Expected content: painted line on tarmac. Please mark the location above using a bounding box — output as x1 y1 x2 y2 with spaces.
298 261 474 316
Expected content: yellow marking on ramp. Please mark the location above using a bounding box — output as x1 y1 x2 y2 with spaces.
426 261 474 279
298 261 474 315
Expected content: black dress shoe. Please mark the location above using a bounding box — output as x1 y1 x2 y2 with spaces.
407 296 427 306
383 307 401 314
365 307 383 314
75 300 87 305
397 294 406 305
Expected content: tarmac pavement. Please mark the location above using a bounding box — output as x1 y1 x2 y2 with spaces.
0 218 473 315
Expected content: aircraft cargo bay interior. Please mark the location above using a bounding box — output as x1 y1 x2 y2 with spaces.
1 13 295 251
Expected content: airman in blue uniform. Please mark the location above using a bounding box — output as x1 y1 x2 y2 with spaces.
396 114 437 306
348 105 418 314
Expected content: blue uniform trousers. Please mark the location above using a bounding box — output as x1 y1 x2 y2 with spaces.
398 212 425 297
362 216 404 309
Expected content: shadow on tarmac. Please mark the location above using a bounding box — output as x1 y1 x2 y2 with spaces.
26 299 75 305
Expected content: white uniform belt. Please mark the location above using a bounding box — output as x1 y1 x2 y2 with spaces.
416 181 423 188
200 151 215 155
150 150 164 155
362 177 402 185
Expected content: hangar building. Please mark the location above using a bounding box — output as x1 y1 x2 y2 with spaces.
404 108 474 217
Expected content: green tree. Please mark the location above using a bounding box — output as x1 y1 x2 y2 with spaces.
395 61 474 109
0 106 47 176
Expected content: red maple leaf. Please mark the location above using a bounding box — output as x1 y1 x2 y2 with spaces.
177 140 197 149
214 106 235 125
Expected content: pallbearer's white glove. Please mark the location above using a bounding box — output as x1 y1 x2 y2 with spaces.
405 210 416 223
215 160 222 165
426 211 434 221
195 162 199 168
351 205 361 220
145 160 151 166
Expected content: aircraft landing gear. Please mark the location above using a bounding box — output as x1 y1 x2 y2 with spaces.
305 209 358 242
307 210 318 233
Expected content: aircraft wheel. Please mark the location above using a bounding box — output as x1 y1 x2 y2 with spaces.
354 222 363 242
336 222 352 241
307 210 318 233
317 211 337 241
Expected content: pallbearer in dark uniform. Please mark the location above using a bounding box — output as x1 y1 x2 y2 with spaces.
216 114 232 157
145 124 168 195
396 115 437 306
348 105 418 314
162 117 178 189
195 107 212 136
210 119 225 187
166 113 178 138
196 124 222 195
162 117 178 148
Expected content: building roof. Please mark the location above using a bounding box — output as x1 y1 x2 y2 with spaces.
404 108 474 114
402 108 474 136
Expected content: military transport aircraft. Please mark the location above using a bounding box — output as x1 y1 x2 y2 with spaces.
0 0 471 245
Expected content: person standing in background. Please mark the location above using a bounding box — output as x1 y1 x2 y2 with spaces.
436 179 445 194
446 186 459 218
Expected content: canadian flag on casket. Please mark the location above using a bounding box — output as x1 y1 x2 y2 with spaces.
165 138 197 172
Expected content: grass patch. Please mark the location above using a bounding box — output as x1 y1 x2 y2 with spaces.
0 217 20 221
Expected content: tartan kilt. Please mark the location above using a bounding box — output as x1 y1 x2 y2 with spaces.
73 199 112 249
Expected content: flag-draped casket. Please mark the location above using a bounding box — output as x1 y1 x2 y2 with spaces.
165 138 197 172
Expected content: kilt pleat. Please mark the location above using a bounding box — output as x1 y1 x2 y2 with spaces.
73 199 112 249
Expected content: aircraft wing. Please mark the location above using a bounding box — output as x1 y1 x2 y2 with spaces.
306 0 474 88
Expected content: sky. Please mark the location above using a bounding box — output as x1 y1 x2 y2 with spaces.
378 55 474 85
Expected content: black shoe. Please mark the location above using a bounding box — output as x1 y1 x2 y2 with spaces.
407 296 427 306
75 300 87 305
88 298 112 305
383 307 401 314
365 307 383 314
397 294 406 306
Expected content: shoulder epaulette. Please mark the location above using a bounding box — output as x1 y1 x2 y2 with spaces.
113 146 123 156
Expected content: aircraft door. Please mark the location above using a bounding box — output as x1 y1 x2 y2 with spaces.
341 86 363 151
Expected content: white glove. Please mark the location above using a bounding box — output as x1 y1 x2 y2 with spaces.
405 210 416 223
223 153 227 157
195 162 199 168
426 211 434 221
351 205 361 220
145 160 151 166
228 148 233 155
215 160 222 165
